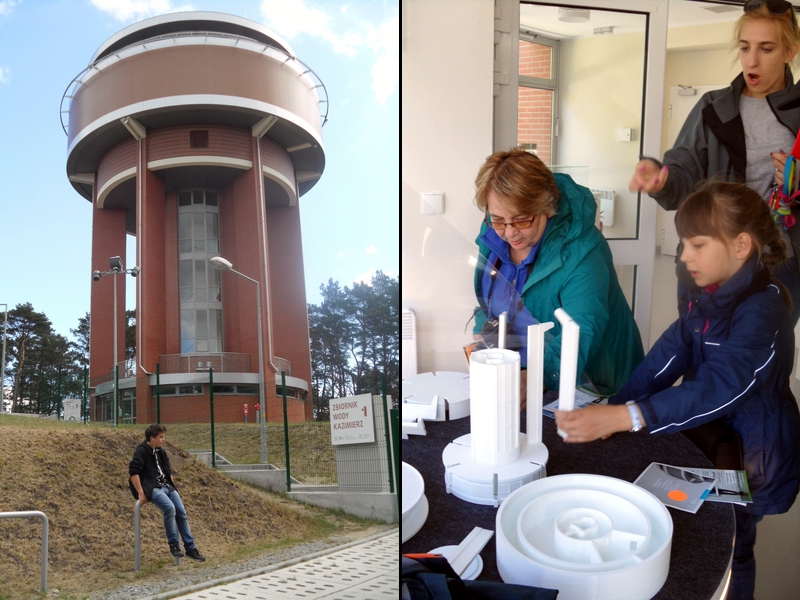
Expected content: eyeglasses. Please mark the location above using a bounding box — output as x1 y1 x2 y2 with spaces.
744 0 796 22
484 214 537 231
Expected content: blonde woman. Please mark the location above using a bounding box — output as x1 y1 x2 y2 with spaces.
630 0 800 324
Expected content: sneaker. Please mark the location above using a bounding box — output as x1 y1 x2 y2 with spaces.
169 543 184 558
185 548 206 562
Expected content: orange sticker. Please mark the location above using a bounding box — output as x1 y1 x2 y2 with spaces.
668 490 688 502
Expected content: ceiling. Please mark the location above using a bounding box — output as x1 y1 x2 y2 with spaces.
520 0 798 39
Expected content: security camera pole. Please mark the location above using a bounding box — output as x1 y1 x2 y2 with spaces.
92 256 140 427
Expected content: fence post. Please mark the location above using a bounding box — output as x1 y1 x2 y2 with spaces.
156 363 161 424
391 407 400 519
380 373 395 494
57 364 62 420
282 371 291 492
114 364 119 427
209 367 215 469
82 367 88 424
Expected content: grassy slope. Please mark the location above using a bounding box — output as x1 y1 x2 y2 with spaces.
0 416 370 600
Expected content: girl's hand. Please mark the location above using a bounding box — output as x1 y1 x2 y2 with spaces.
771 151 788 187
555 404 632 443
629 159 669 194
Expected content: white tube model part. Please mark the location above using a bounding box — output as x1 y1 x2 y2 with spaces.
527 321 554 445
498 311 507 350
469 349 520 465
554 308 579 412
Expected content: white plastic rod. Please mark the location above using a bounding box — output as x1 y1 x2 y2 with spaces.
554 308 580 412
527 321 554 445
498 311 508 350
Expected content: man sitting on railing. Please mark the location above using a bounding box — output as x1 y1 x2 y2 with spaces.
128 424 205 562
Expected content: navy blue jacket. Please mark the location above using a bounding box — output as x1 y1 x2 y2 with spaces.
612 257 800 515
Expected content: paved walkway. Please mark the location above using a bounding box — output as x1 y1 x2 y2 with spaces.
169 529 398 600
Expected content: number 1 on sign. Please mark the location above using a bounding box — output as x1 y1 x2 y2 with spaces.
362 406 368 417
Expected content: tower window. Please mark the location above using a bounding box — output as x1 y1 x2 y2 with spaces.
190 130 209 148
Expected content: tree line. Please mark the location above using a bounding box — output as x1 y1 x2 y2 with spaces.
308 271 399 420
2 271 399 421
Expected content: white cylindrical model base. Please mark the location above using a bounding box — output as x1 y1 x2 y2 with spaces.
402 462 429 543
496 474 673 600
442 433 548 506
470 349 520 465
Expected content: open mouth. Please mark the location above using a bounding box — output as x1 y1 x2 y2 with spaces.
747 73 760 86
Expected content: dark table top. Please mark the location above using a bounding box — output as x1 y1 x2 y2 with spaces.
401 408 735 600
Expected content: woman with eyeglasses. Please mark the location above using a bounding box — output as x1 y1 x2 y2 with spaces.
630 0 800 325
472 148 644 400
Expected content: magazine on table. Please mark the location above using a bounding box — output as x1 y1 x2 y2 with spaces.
542 387 605 417
683 467 752 505
634 462 717 514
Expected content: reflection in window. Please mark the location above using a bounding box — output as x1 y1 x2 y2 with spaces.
518 33 557 166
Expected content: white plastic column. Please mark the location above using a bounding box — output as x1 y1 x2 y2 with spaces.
469 349 520 465
526 322 553 445
554 308 580 411
498 311 507 350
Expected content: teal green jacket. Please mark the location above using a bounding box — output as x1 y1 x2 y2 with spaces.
474 173 644 395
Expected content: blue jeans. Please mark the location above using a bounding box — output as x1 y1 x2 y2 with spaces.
150 486 196 550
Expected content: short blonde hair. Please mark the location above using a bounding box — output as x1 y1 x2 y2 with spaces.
734 3 800 68
474 148 559 217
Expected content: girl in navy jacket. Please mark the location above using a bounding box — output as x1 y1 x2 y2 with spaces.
556 181 800 600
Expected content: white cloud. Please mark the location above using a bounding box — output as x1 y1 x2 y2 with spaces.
260 0 398 104
365 245 378 255
0 1 17 18
91 0 194 22
0 67 8 84
353 268 377 286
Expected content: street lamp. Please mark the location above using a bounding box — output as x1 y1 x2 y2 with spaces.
209 256 267 463
92 256 140 426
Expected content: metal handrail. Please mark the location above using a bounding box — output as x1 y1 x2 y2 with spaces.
61 30 329 136
0 511 48 592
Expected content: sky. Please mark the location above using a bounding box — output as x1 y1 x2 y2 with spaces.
0 0 398 341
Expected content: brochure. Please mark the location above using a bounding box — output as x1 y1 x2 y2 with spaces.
634 462 717 514
542 388 604 417
684 467 752 505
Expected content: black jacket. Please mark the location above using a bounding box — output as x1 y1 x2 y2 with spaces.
128 441 177 501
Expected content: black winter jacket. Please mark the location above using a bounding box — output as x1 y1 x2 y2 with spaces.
129 441 177 501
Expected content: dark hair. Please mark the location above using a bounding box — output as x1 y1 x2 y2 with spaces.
474 148 559 217
145 423 166 441
676 181 792 310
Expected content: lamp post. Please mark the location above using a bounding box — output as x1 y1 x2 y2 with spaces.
209 256 267 463
92 256 140 426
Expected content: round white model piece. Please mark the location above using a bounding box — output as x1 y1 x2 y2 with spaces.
402 371 471 420
496 474 673 600
402 462 429 543
442 433 548 506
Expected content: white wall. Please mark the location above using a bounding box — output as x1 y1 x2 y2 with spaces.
402 0 494 373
